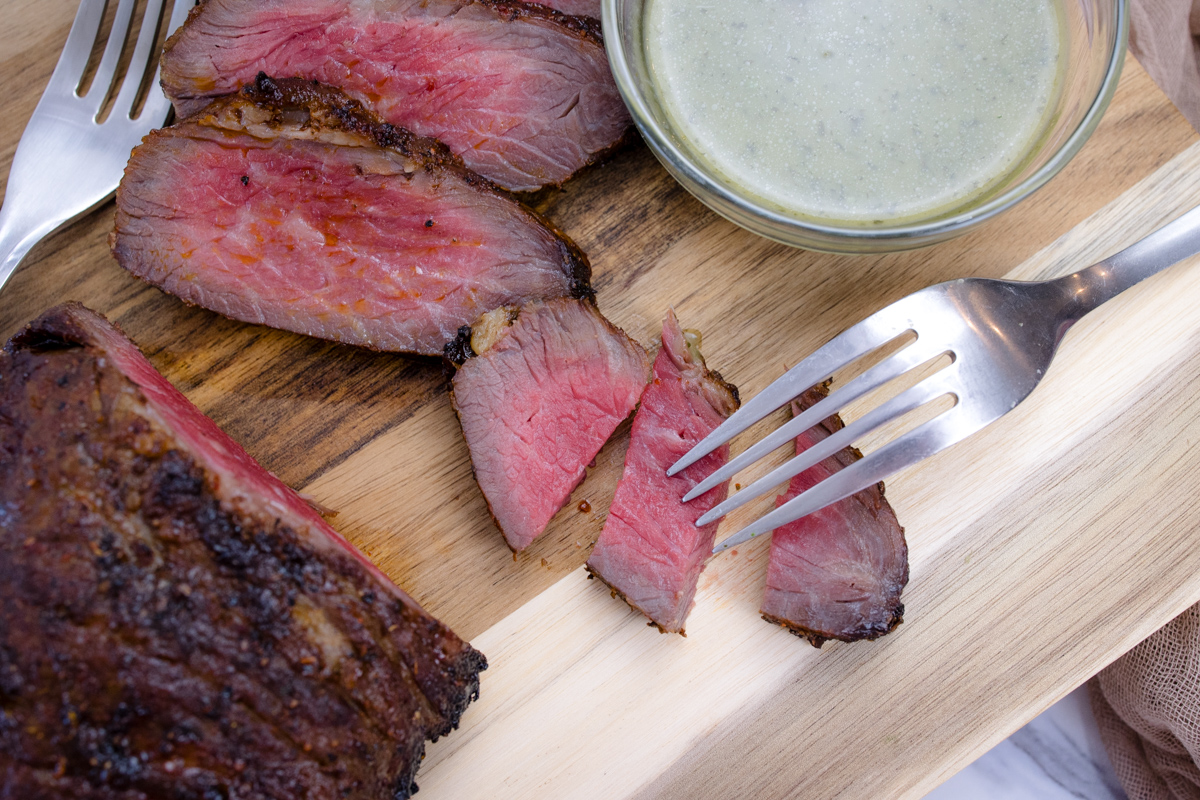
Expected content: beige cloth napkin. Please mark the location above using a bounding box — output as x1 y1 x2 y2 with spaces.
1081 4 1200 799
1128 0 1200 130
1089 606 1200 799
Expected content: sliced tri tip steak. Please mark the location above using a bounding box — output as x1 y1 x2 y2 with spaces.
449 298 652 551
0 303 486 799
160 0 630 192
760 385 909 647
586 311 739 634
112 76 592 356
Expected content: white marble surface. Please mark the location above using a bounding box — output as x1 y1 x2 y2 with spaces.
925 686 1127 799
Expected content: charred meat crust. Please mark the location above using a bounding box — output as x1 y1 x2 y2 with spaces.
8 308 94 352
702 368 740 409
562 242 596 302
215 75 595 299
584 566 686 636
424 646 488 740
760 603 905 648
478 0 603 41
1 303 486 799
443 325 476 365
760 612 833 649
237 73 460 167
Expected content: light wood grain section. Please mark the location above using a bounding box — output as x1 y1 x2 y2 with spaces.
1 0 1199 790
417 142 1200 800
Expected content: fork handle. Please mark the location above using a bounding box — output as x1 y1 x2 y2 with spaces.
1064 204 1200 319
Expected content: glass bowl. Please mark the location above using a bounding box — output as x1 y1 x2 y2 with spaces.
602 0 1129 254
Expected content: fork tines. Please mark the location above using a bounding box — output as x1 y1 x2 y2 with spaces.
52 0 181 124
669 295 958 556
0 0 191 293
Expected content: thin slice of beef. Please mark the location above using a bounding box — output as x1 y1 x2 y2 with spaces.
160 0 631 192
0 303 486 799
586 311 739 634
111 77 591 356
759 384 909 647
449 298 652 551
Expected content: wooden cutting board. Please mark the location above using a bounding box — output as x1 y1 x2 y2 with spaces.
4 2 1200 796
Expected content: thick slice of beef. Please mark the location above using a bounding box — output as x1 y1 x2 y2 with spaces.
160 0 631 192
759 385 909 647
111 77 591 356
0 303 486 799
586 312 739 634
449 298 652 551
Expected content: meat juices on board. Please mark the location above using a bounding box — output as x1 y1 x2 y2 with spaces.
0 303 485 800
449 298 652 552
160 0 631 191
587 311 739 634
112 77 592 356
760 385 909 647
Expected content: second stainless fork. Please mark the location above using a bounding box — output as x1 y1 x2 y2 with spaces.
0 0 191 293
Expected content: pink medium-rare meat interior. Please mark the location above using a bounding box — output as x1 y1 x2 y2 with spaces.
760 388 909 647
160 0 630 191
112 83 589 355
587 311 739 634
451 298 652 551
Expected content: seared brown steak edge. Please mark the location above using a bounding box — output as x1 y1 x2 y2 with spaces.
0 303 485 800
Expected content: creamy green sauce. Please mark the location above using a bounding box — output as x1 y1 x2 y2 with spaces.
645 0 1063 223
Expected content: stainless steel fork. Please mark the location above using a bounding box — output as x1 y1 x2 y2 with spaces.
0 0 191 293
671 203 1200 555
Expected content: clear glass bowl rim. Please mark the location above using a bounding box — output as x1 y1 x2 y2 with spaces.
602 0 1131 247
